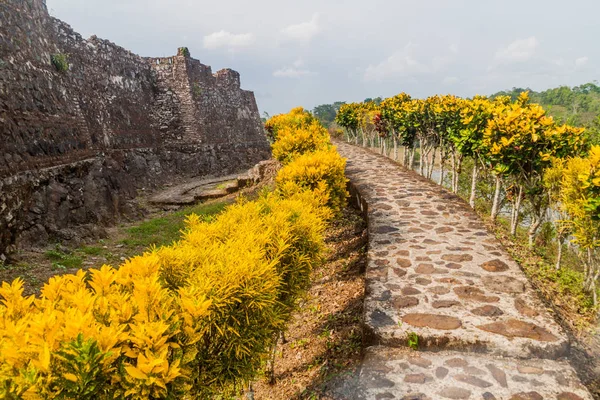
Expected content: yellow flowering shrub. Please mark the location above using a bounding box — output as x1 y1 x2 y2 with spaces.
271 120 331 164
264 107 316 141
276 148 348 215
0 106 347 399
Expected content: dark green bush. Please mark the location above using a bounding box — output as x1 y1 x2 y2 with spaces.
50 54 69 72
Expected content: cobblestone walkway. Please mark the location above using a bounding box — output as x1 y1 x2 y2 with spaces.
329 142 592 400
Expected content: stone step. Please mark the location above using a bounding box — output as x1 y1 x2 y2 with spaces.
148 173 242 205
335 142 569 360
328 346 592 400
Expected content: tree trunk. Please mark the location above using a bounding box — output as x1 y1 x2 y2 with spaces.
245 385 255 400
510 185 523 236
451 156 462 193
267 332 280 384
528 218 542 248
469 164 478 208
491 175 502 221
428 148 437 180
409 146 416 169
582 249 599 306
438 149 445 186
419 140 425 175
556 236 563 270
394 137 398 161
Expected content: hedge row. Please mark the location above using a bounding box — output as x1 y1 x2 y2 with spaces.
0 108 347 399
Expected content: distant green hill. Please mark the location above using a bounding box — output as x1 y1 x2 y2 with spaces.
490 82 600 128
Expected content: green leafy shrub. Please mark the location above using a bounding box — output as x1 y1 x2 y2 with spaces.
50 54 69 72
177 47 190 57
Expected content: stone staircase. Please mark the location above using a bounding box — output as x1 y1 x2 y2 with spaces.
328 142 592 400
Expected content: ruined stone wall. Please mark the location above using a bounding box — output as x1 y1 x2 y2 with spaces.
0 0 270 258
149 53 264 146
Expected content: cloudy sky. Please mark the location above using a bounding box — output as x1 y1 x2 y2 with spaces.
46 0 598 115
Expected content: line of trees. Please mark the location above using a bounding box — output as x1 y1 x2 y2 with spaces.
335 92 600 304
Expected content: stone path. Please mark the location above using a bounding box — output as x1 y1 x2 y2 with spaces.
329 142 592 399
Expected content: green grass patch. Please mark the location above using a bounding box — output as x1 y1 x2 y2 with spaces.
79 246 104 256
45 248 83 270
121 200 230 249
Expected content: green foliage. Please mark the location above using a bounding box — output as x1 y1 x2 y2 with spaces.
50 54 69 72
45 247 82 270
50 334 110 399
192 83 202 97
79 246 104 256
177 47 190 57
122 200 229 248
407 332 419 350
312 102 345 127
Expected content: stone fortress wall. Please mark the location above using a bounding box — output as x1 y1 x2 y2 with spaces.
0 0 271 259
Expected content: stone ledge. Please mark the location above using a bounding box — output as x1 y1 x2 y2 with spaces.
328 346 592 400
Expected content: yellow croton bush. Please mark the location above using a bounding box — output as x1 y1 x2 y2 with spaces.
0 108 347 399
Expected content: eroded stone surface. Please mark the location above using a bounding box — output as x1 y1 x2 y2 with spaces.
336 142 569 359
328 347 593 399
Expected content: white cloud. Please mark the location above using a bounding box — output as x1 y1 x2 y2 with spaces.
443 76 459 85
495 36 539 63
280 14 320 44
449 43 459 54
272 68 310 78
273 67 312 78
273 59 313 78
203 30 255 50
363 43 429 82
575 56 589 67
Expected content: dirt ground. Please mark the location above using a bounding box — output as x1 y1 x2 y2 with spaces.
251 206 367 400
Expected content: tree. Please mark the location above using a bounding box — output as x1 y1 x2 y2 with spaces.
313 103 345 127
556 146 600 304
457 96 494 206
483 92 587 244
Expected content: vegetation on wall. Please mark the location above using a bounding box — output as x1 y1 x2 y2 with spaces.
50 54 69 72
177 47 190 58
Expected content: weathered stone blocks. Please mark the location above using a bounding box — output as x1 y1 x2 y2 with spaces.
0 0 271 257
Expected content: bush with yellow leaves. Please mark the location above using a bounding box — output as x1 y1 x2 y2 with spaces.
0 107 346 399
264 106 316 142
276 148 348 215
271 120 331 165
0 190 330 399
